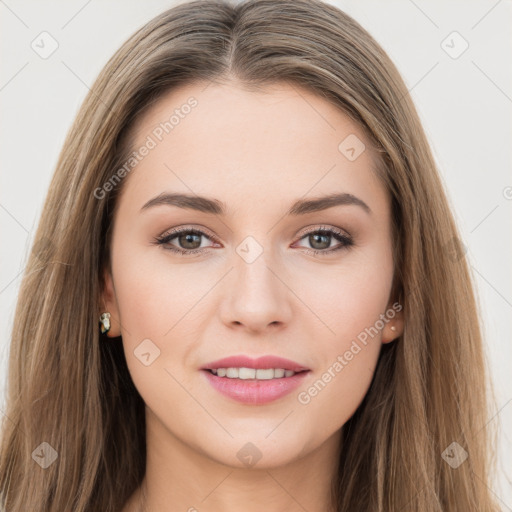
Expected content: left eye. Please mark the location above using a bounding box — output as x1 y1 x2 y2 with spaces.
293 228 353 254
154 227 353 256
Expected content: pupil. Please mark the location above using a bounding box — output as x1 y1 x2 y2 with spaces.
180 233 201 249
310 233 330 250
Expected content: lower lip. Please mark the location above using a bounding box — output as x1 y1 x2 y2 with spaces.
202 370 310 405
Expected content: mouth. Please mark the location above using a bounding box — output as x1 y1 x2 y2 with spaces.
200 355 311 404
204 367 308 380
201 354 310 374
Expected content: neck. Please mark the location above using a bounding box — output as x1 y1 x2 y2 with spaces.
128 408 341 512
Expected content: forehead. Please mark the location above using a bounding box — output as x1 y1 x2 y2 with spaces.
120 80 387 217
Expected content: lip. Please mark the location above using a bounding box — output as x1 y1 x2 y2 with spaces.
202 368 310 405
201 355 310 372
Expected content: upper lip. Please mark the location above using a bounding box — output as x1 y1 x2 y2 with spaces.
201 355 310 372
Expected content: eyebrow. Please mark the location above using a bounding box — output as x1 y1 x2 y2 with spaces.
140 192 372 216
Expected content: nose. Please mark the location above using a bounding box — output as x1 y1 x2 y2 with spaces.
219 246 293 334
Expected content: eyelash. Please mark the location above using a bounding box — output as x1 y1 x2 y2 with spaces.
153 225 354 257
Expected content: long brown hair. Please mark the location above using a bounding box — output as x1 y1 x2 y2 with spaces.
0 0 500 510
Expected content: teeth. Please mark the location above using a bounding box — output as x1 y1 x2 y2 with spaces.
238 367 256 379
210 367 298 379
226 368 238 378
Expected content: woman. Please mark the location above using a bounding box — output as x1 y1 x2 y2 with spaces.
0 0 500 510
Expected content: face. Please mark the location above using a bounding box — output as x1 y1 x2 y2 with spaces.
101 80 403 469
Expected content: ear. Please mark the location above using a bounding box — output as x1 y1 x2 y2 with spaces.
99 268 122 338
381 303 404 344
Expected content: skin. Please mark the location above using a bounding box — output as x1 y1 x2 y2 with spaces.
102 79 404 512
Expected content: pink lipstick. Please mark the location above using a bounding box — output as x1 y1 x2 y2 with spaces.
201 355 311 405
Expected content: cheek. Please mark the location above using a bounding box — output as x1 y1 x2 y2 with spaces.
112 239 208 340
111 240 217 392
110 243 197 416
290 244 393 349
330 266 392 344
292 249 392 429
294 277 388 438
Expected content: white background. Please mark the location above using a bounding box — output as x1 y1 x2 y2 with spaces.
1 0 511 507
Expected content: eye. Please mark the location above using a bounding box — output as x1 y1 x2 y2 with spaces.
293 226 354 256
153 225 354 257
153 227 219 256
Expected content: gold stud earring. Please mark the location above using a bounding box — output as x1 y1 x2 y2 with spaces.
99 312 111 334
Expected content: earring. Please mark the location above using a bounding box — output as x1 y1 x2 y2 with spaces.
390 325 397 332
99 312 111 334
